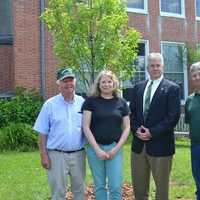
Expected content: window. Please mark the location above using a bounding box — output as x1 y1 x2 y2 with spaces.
161 42 188 102
196 0 200 19
160 0 185 18
123 41 148 101
0 0 13 44
127 0 148 14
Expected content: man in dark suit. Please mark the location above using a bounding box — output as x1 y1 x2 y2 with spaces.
130 52 181 200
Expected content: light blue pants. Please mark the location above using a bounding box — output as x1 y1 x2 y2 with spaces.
86 143 123 200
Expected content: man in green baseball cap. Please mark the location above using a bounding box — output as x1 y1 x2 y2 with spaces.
34 67 86 200
56 68 75 83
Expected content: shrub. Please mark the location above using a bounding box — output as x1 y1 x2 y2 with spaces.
0 87 43 128
0 123 38 152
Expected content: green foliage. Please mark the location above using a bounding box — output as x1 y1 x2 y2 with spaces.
0 123 38 152
42 0 141 90
187 45 200 66
0 87 43 128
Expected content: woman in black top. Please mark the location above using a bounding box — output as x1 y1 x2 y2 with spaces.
82 70 130 200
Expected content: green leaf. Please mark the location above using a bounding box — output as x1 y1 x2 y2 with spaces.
42 0 141 91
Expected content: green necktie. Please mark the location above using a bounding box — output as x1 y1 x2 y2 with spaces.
144 81 153 120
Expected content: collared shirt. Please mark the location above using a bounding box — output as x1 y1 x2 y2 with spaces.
33 93 85 151
185 92 200 144
143 75 163 111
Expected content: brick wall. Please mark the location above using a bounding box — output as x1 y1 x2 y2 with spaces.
12 0 41 91
44 31 59 98
1 0 200 97
128 0 200 51
0 45 14 93
12 0 59 99
127 0 200 94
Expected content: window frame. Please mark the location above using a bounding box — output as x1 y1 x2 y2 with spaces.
0 0 13 44
122 40 149 88
0 34 13 45
127 0 148 15
161 41 188 104
133 39 149 82
159 0 185 19
122 40 149 101
196 0 200 21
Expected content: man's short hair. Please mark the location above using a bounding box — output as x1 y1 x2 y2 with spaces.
190 62 200 74
148 53 164 66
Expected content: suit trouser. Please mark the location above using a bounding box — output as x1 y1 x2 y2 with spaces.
131 148 173 200
47 150 86 200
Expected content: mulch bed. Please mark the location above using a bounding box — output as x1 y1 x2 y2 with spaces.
65 183 135 200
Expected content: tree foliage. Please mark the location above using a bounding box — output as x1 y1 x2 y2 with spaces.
42 0 141 90
186 45 200 66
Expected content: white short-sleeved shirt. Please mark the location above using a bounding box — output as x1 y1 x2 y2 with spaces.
33 93 85 151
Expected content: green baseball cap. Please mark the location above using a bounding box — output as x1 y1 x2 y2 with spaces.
57 68 75 81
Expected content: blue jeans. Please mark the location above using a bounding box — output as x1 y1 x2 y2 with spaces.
191 144 200 200
86 143 123 200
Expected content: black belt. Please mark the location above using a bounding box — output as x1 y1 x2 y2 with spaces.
48 147 84 154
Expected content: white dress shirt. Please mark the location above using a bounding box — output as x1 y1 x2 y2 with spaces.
143 75 163 112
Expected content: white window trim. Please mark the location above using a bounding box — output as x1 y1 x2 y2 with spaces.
195 0 200 20
127 0 148 14
143 40 149 78
160 0 185 19
122 39 149 90
136 39 149 78
161 41 188 105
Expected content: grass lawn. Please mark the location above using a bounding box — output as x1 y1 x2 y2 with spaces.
0 137 195 200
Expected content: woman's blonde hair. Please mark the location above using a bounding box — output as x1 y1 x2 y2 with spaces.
89 70 120 97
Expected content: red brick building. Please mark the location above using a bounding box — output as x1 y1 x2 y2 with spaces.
1 0 200 104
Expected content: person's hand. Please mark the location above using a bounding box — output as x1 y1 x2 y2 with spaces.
136 127 142 136
107 147 118 159
140 125 152 140
41 152 51 169
136 126 152 141
136 127 146 139
95 148 110 160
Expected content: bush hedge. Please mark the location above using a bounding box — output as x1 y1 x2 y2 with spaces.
0 123 38 152
0 87 43 128
0 87 43 151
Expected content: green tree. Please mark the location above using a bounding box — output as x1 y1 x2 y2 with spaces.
187 45 200 66
42 0 140 91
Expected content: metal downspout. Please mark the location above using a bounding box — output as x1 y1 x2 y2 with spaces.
39 0 45 98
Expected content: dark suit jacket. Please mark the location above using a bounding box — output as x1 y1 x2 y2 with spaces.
129 78 181 156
